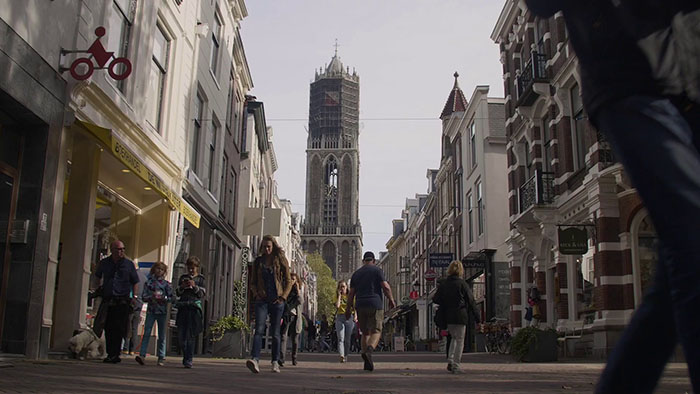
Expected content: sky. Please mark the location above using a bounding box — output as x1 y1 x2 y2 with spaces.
241 1 506 256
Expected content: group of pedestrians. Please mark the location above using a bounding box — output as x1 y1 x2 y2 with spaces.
92 240 206 369
247 247 397 373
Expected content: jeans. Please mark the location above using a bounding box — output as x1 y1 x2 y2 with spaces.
104 302 130 359
334 315 354 358
139 313 167 359
251 301 284 361
447 324 466 370
178 329 195 367
280 315 299 362
594 95 700 393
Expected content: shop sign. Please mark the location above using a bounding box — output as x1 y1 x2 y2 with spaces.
61 27 132 81
429 252 453 268
425 269 438 281
409 290 419 300
558 227 588 255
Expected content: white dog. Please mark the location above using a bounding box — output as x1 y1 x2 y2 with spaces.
68 328 106 360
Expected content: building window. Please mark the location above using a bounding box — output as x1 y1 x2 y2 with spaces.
208 117 219 191
477 181 484 235
191 93 204 175
220 153 228 215
210 11 222 77
228 167 237 226
226 70 234 136
571 83 587 171
107 0 135 93
147 24 169 132
325 156 338 189
234 92 242 149
467 192 473 243
542 114 552 172
470 122 477 168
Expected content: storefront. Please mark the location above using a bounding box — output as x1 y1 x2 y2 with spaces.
50 115 200 353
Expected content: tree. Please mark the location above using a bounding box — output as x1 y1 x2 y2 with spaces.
307 252 337 324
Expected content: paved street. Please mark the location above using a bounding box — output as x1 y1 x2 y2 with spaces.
0 352 691 393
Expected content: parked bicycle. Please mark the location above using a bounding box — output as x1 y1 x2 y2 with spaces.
481 317 511 354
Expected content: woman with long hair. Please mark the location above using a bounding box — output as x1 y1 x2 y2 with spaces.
432 260 479 374
335 280 355 363
246 235 293 374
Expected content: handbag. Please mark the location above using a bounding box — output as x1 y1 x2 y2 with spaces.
434 305 447 330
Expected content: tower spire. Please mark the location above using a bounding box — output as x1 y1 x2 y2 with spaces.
334 39 339 56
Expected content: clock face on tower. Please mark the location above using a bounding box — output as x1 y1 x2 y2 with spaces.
324 184 337 197
324 91 339 106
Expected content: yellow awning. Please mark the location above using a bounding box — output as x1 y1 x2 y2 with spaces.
77 120 201 228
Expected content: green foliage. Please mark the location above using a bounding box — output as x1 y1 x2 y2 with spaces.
210 280 250 342
210 315 249 342
510 326 556 361
307 252 338 322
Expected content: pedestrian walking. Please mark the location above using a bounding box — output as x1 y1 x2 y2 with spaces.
135 262 173 366
346 251 396 371
432 260 479 374
175 256 206 369
335 280 355 363
318 315 331 352
122 288 143 355
94 240 140 364
306 316 317 352
246 235 293 374
524 1 700 392
280 273 304 366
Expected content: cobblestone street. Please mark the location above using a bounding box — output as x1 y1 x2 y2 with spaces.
0 352 692 393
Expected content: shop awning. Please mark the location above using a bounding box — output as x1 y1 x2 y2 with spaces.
78 120 201 228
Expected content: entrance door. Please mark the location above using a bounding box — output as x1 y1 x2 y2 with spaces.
0 169 19 347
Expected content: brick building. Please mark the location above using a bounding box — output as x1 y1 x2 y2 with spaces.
491 1 658 357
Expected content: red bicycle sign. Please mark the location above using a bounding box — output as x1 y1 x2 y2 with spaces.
60 26 132 81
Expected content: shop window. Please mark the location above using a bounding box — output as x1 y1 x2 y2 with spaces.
107 0 136 93
147 23 169 132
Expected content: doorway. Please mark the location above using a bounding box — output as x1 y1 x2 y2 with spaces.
0 168 19 350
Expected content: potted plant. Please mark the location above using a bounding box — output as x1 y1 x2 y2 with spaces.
510 326 558 362
211 280 250 358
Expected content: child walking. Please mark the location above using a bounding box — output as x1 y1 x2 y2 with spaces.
176 256 206 368
135 261 173 366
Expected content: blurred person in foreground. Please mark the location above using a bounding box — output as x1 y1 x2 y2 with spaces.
525 1 700 392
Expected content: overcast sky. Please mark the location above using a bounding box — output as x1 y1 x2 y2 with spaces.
241 1 506 256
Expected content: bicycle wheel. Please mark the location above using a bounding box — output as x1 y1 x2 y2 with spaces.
497 337 511 354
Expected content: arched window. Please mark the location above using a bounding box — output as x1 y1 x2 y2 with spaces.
325 156 338 188
631 210 658 307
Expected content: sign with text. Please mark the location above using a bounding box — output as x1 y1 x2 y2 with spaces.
558 227 589 255
429 253 453 268
425 269 438 281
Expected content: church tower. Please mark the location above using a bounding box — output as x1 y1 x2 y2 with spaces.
301 49 362 280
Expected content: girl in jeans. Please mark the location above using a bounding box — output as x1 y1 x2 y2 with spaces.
175 257 206 369
335 280 355 363
247 235 293 374
135 261 173 366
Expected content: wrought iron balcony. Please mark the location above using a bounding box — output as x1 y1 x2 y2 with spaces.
516 52 548 107
518 170 555 213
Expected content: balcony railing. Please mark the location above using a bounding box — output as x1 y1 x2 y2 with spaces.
516 52 548 106
519 170 555 213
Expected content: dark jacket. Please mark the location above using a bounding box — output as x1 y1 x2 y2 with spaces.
250 254 293 302
432 275 480 326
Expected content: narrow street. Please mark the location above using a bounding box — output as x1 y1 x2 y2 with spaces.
0 352 691 393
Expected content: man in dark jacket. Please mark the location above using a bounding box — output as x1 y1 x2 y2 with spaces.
525 1 700 392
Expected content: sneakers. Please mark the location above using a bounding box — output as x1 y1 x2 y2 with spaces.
278 359 285 367
157 358 165 366
246 359 260 374
340 355 346 363
184 363 192 369
447 363 453 372
103 356 121 364
361 346 374 371
135 355 144 365
272 361 281 373
292 357 297 366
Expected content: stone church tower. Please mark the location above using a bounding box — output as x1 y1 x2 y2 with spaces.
301 50 362 280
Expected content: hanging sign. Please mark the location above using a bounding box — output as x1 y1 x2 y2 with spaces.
61 26 132 81
409 290 419 300
558 227 588 255
429 253 453 268
425 269 439 281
